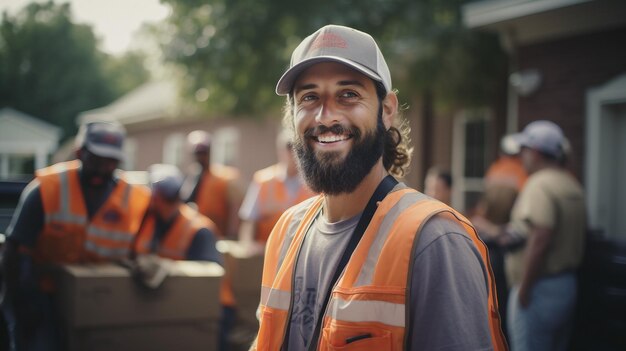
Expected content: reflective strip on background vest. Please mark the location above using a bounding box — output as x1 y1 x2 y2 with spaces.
84 240 130 257
44 163 88 226
84 182 134 258
87 226 135 243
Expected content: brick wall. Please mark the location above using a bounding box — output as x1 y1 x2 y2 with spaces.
516 26 626 182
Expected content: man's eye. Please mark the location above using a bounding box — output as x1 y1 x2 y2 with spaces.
340 91 358 98
301 94 317 102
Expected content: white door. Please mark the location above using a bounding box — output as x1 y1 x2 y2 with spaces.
586 74 626 241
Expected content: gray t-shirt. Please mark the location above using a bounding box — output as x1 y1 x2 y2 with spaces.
287 211 494 351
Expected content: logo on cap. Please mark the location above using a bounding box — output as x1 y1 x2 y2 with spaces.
311 33 347 50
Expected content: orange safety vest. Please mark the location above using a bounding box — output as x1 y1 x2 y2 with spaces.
485 156 528 191
34 160 150 266
253 164 315 243
255 187 507 351
134 203 216 260
194 165 239 237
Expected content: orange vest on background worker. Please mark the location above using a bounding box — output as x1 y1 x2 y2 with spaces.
194 165 239 237
134 203 217 260
192 165 240 307
253 164 315 243
485 155 528 191
34 160 150 265
255 188 507 351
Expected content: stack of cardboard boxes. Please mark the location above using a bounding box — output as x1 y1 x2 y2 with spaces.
55 261 223 351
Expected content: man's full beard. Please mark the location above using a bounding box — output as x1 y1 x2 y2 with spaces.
293 116 385 195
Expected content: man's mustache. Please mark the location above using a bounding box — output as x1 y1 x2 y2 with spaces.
303 124 359 139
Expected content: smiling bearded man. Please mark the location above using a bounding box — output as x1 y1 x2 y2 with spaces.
250 25 508 351
293 108 386 195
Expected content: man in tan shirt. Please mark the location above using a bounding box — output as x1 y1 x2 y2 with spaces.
476 120 586 351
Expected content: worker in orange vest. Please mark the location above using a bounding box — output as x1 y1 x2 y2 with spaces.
133 164 222 263
485 135 528 192
0 121 150 351
251 25 507 350
472 135 529 341
180 130 243 240
179 130 243 351
238 130 315 246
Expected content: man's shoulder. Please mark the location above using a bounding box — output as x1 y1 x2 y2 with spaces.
413 212 478 259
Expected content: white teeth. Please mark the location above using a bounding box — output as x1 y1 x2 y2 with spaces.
318 134 348 143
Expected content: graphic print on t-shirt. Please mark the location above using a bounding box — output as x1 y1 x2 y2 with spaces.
291 276 317 348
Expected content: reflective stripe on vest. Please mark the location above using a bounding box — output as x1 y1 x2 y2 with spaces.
327 297 405 327
44 163 87 226
261 286 291 310
355 191 427 287
84 241 130 258
87 226 135 243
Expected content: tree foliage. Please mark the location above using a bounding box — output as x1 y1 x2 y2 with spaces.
158 0 507 116
0 1 150 139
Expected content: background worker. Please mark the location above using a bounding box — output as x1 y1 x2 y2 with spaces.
475 120 585 351
180 130 243 240
178 130 242 351
133 164 222 263
472 135 529 334
0 121 150 351
238 130 315 246
424 166 453 206
252 24 506 350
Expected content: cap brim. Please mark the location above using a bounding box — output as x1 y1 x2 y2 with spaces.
276 56 383 96
509 132 530 150
86 143 124 161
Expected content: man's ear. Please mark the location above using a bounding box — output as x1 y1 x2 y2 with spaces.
381 92 398 130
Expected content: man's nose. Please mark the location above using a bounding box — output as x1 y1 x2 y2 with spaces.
314 99 340 126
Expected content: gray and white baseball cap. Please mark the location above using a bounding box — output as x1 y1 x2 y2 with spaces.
510 120 566 158
276 24 392 96
75 121 126 161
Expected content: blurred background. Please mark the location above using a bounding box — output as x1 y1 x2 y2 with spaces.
0 0 625 348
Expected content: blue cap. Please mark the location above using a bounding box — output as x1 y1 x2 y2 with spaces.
510 120 565 158
75 121 126 161
148 164 183 201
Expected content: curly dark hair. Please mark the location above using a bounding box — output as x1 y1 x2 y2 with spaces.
283 80 412 178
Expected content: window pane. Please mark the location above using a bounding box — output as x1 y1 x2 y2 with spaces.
464 119 487 178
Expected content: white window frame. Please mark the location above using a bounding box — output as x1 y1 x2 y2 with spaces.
163 132 185 167
451 109 492 213
212 127 240 167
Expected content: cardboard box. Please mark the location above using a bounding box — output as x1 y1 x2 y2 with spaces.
217 241 264 325
56 261 224 328
69 321 218 351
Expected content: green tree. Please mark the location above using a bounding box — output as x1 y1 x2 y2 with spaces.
158 0 506 116
0 1 150 139
104 51 151 98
